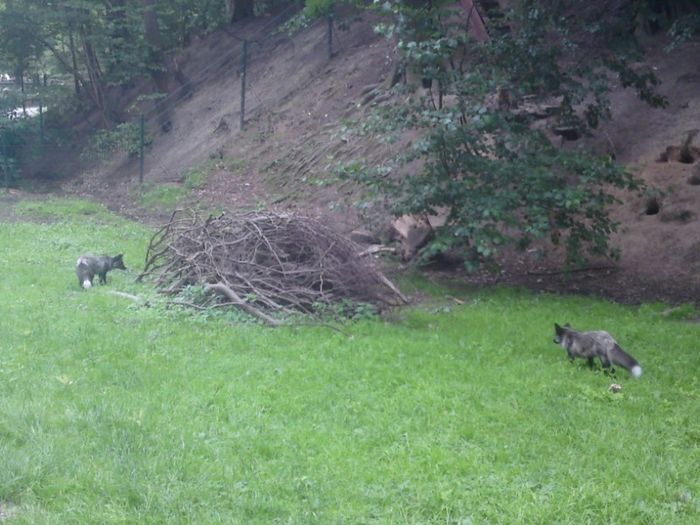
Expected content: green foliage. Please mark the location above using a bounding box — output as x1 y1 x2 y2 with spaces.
0 116 38 188
0 84 87 186
1 200 700 522
312 298 379 321
157 0 229 47
349 0 668 269
129 92 167 113
281 10 316 34
635 0 700 43
41 85 90 126
136 157 234 210
82 122 151 162
0 154 18 188
15 198 116 221
304 0 336 17
137 183 189 209
181 158 218 189
0 3 43 77
283 0 357 33
0 0 231 118
224 156 246 173
667 12 700 50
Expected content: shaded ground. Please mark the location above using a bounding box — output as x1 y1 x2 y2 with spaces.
16 10 700 306
0 190 23 222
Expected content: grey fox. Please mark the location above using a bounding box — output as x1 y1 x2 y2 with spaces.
553 323 642 378
76 254 126 289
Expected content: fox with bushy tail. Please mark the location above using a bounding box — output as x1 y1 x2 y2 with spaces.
76 254 126 289
553 323 642 378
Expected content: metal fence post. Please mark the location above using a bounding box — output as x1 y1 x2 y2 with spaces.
139 114 145 185
240 39 248 130
39 100 44 142
1 132 8 191
327 14 333 60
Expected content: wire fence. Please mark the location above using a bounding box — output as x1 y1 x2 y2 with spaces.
1 3 343 191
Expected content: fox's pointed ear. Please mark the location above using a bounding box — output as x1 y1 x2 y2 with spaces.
564 323 571 328
554 323 563 334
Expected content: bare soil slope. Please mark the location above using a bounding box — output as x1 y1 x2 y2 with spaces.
58 12 700 305
583 38 700 304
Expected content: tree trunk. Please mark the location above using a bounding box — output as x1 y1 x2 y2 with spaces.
142 0 168 93
15 66 26 116
105 0 130 78
142 0 172 130
229 0 255 23
79 19 110 125
67 24 81 96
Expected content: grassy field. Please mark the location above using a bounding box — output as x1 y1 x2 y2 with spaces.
1 198 699 524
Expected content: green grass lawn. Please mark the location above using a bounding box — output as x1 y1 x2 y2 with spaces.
1 198 699 524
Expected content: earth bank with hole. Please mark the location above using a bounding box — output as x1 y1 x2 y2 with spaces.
25 15 700 306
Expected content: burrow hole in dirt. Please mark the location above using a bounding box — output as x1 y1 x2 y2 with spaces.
679 151 696 164
658 131 700 164
645 196 661 215
658 146 699 164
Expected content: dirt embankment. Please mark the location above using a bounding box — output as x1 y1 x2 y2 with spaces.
33 10 700 306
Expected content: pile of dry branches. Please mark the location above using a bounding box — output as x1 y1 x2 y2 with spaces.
137 210 407 324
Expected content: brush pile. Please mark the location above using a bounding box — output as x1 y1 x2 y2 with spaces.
137 209 407 324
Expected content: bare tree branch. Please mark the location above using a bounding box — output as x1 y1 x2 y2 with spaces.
138 210 408 322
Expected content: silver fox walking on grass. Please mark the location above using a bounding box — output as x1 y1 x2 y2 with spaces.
553 323 642 378
76 254 126 289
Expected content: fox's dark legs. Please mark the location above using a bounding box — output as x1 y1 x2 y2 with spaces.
99 272 107 284
567 355 597 369
599 355 617 376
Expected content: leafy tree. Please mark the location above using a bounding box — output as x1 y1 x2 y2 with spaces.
346 0 675 269
0 1 239 118
0 1 44 93
303 0 335 17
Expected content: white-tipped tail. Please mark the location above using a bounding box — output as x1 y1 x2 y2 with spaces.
82 280 92 290
631 365 642 378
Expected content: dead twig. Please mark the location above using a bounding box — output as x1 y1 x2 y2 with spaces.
205 282 282 326
526 265 617 276
376 272 409 304
358 244 396 257
106 290 141 301
138 209 406 321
